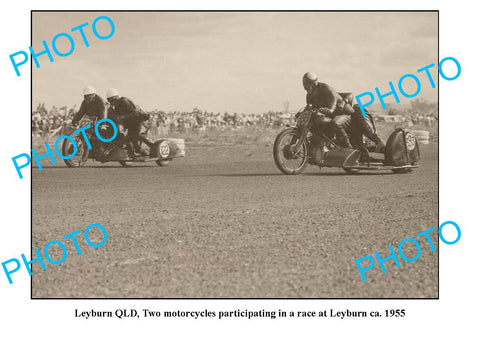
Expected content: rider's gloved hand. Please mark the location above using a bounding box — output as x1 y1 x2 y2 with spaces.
318 107 334 117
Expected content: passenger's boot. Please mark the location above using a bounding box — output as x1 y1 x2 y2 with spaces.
359 121 385 153
134 141 149 156
365 132 386 153
139 134 154 148
336 128 353 148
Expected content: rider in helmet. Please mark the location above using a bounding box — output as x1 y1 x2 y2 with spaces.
302 72 385 151
106 88 153 156
302 72 353 148
71 85 108 125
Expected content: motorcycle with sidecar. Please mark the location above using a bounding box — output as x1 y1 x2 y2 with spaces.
273 106 420 175
61 116 185 167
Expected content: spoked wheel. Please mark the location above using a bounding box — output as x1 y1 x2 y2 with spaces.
62 135 90 167
273 128 308 175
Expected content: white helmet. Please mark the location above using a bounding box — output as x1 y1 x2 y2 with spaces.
106 88 120 99
83 85 96 96
303 72 318 86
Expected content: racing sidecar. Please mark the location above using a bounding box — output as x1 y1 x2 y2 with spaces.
273 111 421 175
97 138 186 167
61 117 185 167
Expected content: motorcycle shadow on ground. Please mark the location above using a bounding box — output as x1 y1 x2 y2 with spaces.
31 165 152 169
204 171 397 177
302 171 397 177
204 173 286 177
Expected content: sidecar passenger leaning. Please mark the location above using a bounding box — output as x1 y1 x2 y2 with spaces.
106 88 153 157
301 72 385 152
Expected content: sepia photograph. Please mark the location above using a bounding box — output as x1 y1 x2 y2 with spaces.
31 11 439 298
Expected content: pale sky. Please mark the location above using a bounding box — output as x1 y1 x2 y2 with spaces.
32 11 438 113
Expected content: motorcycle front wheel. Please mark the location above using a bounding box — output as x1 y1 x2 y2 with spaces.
273 127 308 175
61 135 90 167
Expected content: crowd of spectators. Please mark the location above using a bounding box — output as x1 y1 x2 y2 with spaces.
32 104 75 137
379 98 438 127
144 109 291 138
374 112 437 127
32 103 438 138
406 113 437 126
31 104 291 137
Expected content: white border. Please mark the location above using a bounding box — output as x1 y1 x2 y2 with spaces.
1 1 478 338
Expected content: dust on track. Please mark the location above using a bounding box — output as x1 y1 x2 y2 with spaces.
32 142 438 298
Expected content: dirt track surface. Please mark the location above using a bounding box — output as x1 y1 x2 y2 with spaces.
32 142 438 298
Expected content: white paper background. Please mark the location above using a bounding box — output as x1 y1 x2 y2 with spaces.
0 1 478 338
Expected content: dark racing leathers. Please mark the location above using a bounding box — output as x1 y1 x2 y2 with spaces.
306 82 381 148
306 82 354 148
108 97 152 154
348 105 382 148
72 94 108 125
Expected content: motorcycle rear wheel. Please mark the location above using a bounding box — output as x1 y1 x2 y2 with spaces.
62 135 90 167
273 128 308 175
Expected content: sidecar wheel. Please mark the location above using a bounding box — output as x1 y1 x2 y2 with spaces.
156 159 172 167
62 135 89 167
273 128 308 175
